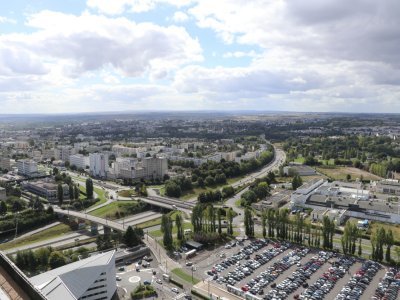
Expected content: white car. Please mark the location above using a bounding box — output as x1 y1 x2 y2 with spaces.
171 287 179 293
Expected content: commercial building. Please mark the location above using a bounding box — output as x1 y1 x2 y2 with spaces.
16 159 38 176
70 154 90 170
0 187 5 201
31 250 117 300
90 153 109 178
22 180 69 203
291 180 400 224
374 179 400 196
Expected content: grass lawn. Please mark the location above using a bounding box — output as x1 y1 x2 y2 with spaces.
149 222 193 238
137 211 180 229
89 201 139 219
171 268 200 284
117 189 136 198
180 187 209 201
227 175 246 185
369 221 400 242
0 224 71 251
316 166 382 181
86 187 108 210
294 157 305 164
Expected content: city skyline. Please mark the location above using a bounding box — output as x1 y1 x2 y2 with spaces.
0 0 399 113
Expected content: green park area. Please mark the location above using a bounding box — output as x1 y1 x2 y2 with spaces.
89 200 147 220
0 224 71 251
171 268 200 284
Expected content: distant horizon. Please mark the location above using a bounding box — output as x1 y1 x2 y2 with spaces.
0 110 400 117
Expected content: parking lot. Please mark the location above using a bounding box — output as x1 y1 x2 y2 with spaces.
115 253 188 299
196 239 400 300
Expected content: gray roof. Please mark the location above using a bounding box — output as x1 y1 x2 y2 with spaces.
31 250 115 300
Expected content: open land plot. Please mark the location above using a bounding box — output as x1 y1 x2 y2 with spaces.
316 166 382 181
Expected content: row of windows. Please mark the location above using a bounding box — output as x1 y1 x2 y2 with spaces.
87 284 106 292
79 290 107 299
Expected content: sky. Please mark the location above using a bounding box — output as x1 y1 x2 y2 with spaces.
0 0 399 114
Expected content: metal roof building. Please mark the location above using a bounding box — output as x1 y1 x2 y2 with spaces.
30 250 117 300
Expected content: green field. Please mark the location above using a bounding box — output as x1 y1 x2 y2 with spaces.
316 166 381 181
0 223 71 251
89 201 139 219
117 189 136 198
369 221 400 242
171 268 200 284
149 222 193 238
137 211 180 229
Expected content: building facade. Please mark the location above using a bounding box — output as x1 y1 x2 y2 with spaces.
70 154 90 170
142 156 168 179
90 153 109 178
22 180 69 202
31 250 117 300
16 159 38 176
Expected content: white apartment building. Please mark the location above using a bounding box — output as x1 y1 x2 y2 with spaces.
111 145 137 157
143 156 168 179
16 159 38 176
90 153 109 178
56 146 76 162
31 250 117 300
70 154 90 170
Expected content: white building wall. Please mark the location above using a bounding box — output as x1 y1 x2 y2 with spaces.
89 153 109 178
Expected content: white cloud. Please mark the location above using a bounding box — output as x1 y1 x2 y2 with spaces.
0 16 16 24
172 11 189 23
87 0 195 15
0 11 202 83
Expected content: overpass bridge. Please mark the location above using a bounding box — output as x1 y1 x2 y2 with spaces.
53 195 195 233
53 207 126 234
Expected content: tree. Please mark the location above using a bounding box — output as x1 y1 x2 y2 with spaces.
226 208 234 235
161 215 173 251
124 226 140 247
221 186 235 199
292 175 303 190
346 174 351 181
385 229 394 262
35 247 52 270
0 200 7 215
262 211 267 238
175 213 183 241
12 200 23 212
57 183 64 205
86 178 94 199
74 185 80 200
205 176 215 186
48 251 66 269
165 181 181 198
33 197 44 212
217 208 222 235
53 167 59 175
394 246 400 263
69 184 74 201
241 190 257 206
244 208 254 237
358 238 362 257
